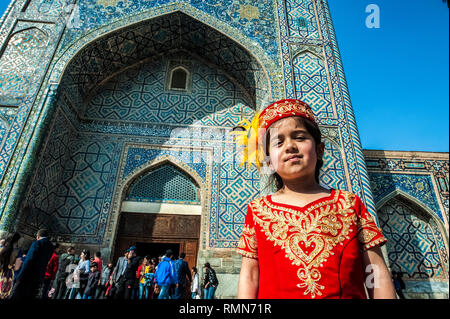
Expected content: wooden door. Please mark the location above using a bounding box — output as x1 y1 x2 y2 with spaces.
113 212 200 269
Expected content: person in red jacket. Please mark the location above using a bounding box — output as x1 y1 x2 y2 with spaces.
41 243 60 299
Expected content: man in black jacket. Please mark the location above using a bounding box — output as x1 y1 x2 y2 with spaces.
115 246 141 299
9 229 55 299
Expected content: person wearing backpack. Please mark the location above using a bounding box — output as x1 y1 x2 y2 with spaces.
203 262 218 299
154 249 178 299
52 247 76 299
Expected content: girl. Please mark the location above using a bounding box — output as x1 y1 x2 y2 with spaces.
234 99 395 299
137 255 153 299
191 267 200 299
68 249 90 299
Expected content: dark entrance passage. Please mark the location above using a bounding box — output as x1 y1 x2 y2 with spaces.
135 242 180 260
113 213 201 271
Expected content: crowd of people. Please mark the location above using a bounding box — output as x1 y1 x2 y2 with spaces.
0 229 219 300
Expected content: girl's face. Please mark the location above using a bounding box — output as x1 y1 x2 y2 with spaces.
267 117 323 183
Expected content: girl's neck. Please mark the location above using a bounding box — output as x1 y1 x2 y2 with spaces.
279 177 325 195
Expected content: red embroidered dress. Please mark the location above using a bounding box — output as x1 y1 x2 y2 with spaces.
237 189 387 299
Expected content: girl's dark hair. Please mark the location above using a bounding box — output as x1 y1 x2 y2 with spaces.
0 232 21 273
192 266 198 273
81 249 90 260
264 117 323 191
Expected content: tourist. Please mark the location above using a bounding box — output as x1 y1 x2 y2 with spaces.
111 250 128 298
63 259 78 299
0 232 21 299
96 261 114 299
13 238 31 278
52 246 76 299
202 262 218 299
173 252 192 299
190 267 200 299
137 255 153 299
148 257 158 299
115 246 140 299
154 249 178 299
83 261 100 299
9 229 54 299
41 243 60 299
68 249 90 299
94 251 103 274
235 99 396 299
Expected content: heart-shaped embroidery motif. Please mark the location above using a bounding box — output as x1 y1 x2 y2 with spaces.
290 236 324 265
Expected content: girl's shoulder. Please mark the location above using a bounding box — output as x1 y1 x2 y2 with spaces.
247 195 271 209
334 188 363 203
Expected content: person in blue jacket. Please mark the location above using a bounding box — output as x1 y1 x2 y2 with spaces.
9 229 54 299
154 249 178 299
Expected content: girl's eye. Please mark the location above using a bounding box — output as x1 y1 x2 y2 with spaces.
270 139 282 147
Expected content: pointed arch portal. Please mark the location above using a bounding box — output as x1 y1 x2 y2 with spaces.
113 160 202 276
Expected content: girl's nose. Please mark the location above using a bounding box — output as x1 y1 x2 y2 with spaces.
284 138 298 152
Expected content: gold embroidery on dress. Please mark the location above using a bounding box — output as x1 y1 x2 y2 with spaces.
251 190 358 298
238 224 258 257
357 210 387 249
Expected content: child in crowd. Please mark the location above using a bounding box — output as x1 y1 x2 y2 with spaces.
191 267 200 299
137 255 153 299
83 262 100 299
234 99 396 299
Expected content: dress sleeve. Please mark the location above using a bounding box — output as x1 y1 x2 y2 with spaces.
354 195 388 251
237 203 258 259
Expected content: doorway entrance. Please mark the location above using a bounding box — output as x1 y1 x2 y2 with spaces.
112 212 201 270
135 242 180 260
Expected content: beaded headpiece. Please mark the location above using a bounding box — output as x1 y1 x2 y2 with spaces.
230 99 317 170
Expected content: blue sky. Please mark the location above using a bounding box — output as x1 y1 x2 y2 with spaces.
328 0 449 152
0 0 448 152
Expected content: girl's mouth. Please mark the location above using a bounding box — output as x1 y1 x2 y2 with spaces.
285 155 303 162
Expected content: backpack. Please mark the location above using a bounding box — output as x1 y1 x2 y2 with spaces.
59 255 73 278
144 272 154 287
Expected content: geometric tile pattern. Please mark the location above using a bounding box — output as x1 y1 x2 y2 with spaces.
378 197 448 280
365 150 449 225
285 0 320 39
126 163 200 203
62 11 266 110
24 110 118 240
64 0 279 61
293 51 335 118
215 142 260 246
369 173 443 222
0 115 9 144
0 27 48 103
85 57 251 127
320 138 348 191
